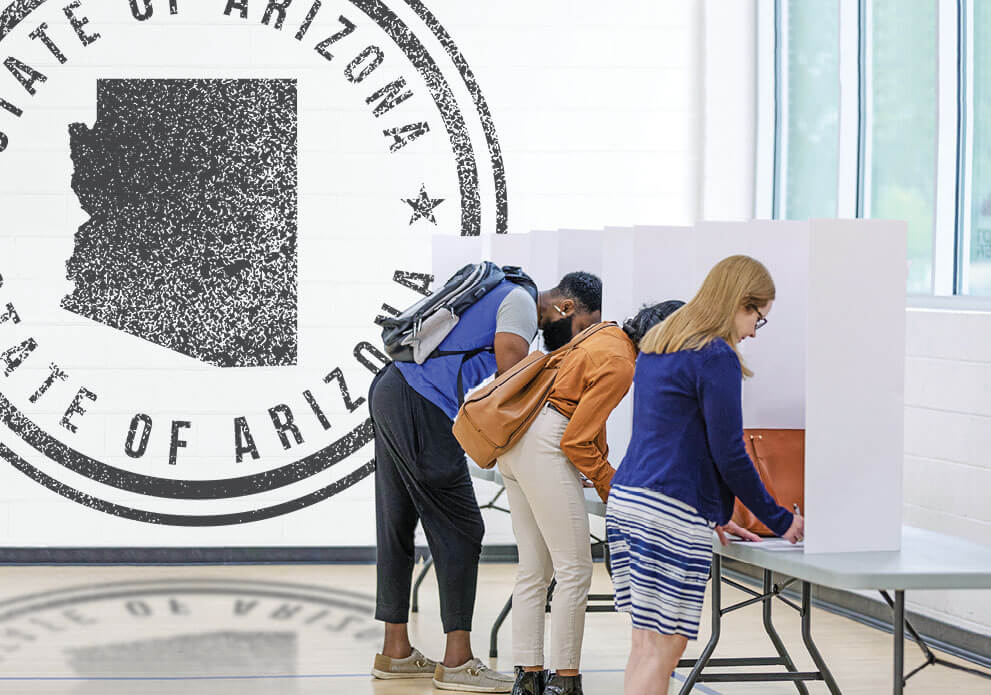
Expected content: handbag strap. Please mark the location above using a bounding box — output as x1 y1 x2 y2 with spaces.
747 433 780 501
465 322 618 407
548 321 617 361
529 322 617 410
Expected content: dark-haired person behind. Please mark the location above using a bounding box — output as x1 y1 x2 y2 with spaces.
621 300 686 348
503 288 683 695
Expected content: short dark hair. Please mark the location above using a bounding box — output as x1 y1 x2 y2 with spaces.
622 300 685 349
556 271 602 313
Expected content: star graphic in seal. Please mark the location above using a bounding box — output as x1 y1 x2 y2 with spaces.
403 185 444 225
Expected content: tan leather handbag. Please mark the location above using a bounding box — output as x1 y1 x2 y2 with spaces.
452 322 615 468
731 429 805 536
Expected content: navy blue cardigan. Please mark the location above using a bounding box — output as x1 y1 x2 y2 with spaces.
613 338 793 536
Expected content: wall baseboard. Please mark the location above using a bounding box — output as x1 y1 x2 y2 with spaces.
0 545 525 565
0 544 608 565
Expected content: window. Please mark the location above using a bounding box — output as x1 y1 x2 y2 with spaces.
783 0 840 220
760 0 991 300
966 0 991 295
868 0 938 295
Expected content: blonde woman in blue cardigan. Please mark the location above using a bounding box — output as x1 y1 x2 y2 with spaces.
608 256 805 695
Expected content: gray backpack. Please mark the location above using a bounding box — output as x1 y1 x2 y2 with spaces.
377 261 537 364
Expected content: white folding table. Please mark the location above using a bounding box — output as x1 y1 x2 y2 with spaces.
463 468 991 693
683 527 991 694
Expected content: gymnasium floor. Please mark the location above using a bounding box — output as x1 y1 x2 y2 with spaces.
0 562 984 694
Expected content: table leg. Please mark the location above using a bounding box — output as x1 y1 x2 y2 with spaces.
489 594 513 659
604 538 613 577
880 589 991 684
410 555 434 613
762 570 809 695
894 590 905 695
679 555 723 695
800 581 842 695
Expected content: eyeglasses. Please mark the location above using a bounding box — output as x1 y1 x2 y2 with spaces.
754 307 768 331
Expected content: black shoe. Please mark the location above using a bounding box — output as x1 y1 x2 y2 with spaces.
544 673 582 695
512 666 549 695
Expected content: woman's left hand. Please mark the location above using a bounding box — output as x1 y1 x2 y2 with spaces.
715 520 762 546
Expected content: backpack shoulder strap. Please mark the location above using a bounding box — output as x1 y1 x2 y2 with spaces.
501 265 538 302
452 346 495 406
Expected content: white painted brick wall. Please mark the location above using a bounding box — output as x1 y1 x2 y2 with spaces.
0 0 703 547
903 309 991 636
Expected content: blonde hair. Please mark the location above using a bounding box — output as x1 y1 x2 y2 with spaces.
638 255 775 378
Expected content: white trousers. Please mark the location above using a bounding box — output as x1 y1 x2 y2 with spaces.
497 405 593 670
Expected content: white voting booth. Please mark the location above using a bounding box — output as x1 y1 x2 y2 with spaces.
602 226 696 464
694 220 907 553
431 219 907 554
523 229 606 291
431 235 485 285
489 233 533 271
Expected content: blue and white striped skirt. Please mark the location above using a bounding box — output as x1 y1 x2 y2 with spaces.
606 485 715 639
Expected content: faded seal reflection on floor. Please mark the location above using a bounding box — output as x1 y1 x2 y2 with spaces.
0 564 986 694
0 566 381 694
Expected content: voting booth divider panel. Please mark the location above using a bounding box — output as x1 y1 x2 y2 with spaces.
431 219 907 554
602 226 695 469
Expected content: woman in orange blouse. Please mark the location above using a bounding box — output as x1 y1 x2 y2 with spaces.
500 274 682 695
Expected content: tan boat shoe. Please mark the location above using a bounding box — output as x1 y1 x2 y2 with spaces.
432 658 514 693
370 647 438 679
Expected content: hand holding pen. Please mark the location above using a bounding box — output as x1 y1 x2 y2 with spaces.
784 503 804 544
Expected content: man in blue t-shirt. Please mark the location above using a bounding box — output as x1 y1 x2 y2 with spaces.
369 271 599 692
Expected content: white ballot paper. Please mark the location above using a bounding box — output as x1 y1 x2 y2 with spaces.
728 537 805 552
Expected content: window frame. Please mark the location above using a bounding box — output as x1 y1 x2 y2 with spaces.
756 0 991 308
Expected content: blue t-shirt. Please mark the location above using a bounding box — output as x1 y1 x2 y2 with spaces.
614 338 793 535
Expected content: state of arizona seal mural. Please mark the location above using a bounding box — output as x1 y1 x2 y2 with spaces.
0 0 507 535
